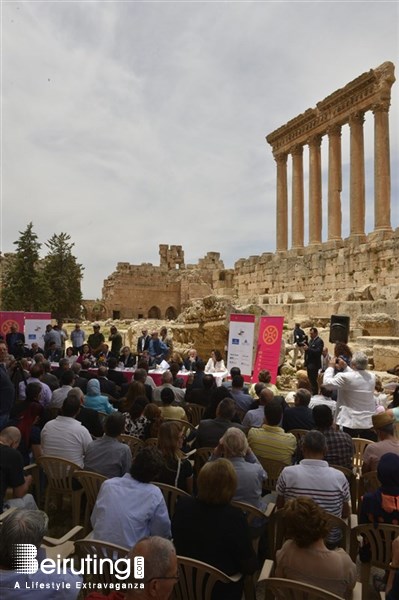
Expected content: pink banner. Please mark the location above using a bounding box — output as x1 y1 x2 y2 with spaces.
252 316 284 384
0 311 25 337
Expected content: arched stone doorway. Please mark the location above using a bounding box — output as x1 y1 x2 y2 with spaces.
148 306 161 319
165 306 177 320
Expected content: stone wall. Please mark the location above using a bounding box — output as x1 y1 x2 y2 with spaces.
233 230 399 318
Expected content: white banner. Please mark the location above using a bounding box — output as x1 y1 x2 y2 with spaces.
227 314 255 381
25 318 51 349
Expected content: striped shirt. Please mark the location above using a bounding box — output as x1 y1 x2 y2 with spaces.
276 459 350 543
248 425 297 465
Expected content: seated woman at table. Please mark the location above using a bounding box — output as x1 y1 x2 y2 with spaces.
65 346 78 367
205 349 226 374
84 379 117 415
123 395 149 439
172 459 258 600
119 346 136 368
76 343 95 365
157 421 193 493
275 497 357 599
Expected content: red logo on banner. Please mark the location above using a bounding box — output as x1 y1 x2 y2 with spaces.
253 316 284 384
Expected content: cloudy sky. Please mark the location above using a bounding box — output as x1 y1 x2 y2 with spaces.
2 0 398 298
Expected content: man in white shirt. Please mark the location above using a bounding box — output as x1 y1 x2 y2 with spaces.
323 351 376 440
49 370 75 409
41 395 92 468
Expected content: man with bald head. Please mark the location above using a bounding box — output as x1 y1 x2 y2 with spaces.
242 386 273 428
0 427 37 512
86 536 178 600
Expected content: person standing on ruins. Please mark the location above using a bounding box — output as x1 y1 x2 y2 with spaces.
87 322 105 357
108 325 123 358
291 323 307 367
303 327 323 395
137 328 151 357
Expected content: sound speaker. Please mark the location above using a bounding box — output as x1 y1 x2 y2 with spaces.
329 315 350 344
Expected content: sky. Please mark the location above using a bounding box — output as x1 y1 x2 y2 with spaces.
1 0 398 299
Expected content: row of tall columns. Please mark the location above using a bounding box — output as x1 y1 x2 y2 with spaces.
274 106 392 252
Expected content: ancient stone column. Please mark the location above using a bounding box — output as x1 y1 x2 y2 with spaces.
327 125 342 241
308 135 322 245
373 104 392 231
349 112 365 237
275 153 288 251
291 145 304 249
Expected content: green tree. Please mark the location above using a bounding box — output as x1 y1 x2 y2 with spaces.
42 233 84 321
2 222 49 311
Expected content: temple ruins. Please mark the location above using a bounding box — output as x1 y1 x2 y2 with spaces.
100 63 397 339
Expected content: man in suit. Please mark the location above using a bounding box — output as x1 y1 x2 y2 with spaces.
137 328 151 357
6 324 25 358
194 398 246 448
303 327 324 395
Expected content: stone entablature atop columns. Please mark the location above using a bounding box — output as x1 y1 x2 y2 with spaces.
267 62 395 250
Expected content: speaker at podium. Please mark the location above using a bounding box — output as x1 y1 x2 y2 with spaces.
329 315 350 344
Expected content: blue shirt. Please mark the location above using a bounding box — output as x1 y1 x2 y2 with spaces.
91 474 171 548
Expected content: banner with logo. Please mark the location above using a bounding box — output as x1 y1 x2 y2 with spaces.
0 311 25 338
24 312 52 348
227 313 255 382
253 316 284 384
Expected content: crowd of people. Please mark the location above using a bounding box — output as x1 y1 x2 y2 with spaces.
1 320 399 599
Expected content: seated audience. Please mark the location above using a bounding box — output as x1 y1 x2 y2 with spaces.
186 373 215 407
276 430 350 546
362 412 399 473
223 367 249 393
84 379 117 415
242 387 273 429
282 388 315 432
312 404 353 470
133 368 154 402
360 452 399 527
172 459 258 600
309 385 337 415
49 370 75 409
67 387 104 438
0 509 81 598
123 396 149 438
0 427 37 511
96 366 120 399
157 421 193 493
41 394 93 467
195 398 246 448
142 403 163 440
84 412 132 478
249 369 278 397
18 364 51 407
185 359 206 393
230 375 253 415
40 360 60 392
153 371 185 404
209 427 266 509
275 497 356 598
91 447 171 548
169 362 185 389
159 388 186 421
86 536 178 600
248 400 296 465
